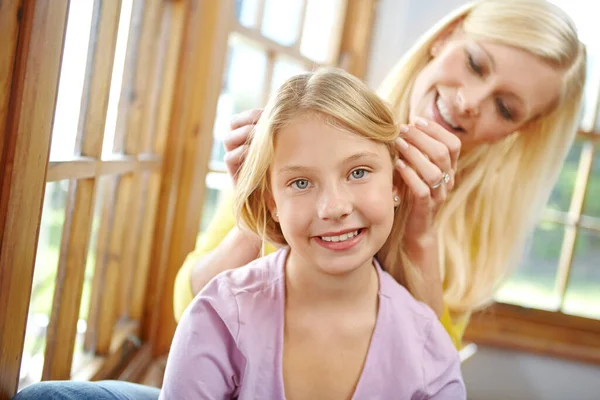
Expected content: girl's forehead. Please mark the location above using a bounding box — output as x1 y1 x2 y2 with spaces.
272 118 391 170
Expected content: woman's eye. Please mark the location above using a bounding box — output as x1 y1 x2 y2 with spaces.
291 179 310 190
496 98 513 121
467 52 483 76
350 169 369 180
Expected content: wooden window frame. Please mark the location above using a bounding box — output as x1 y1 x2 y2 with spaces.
0 0 186 396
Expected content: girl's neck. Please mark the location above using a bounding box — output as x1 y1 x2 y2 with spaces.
284 250 379 310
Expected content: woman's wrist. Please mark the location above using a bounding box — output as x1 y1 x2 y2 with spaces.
190 226 262 294
404 231 445 317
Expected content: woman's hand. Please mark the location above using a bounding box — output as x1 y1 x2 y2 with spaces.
394 117 461 316
224 109 262 184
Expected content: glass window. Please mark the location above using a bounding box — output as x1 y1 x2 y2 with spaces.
49 1 94 161
495 222 565 311
210 37 267 164
300 0 344 64
562 229 600 319
102 0 134 158
19 181 69 390
261 0 304 46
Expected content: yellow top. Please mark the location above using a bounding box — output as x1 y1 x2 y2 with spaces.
173 190 469 349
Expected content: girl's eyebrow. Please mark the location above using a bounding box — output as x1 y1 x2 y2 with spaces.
276 151 381 175
342 151 381 164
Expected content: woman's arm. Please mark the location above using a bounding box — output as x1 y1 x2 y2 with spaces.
173 190 262 321
405 234 469 349
395 119 468 347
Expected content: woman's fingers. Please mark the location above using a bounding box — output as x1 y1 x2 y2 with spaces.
229 108 262 131
410 118 461 171
395 136 447 189
395 159 448 208
224 143 249 182
223 109 262 182
395 159 431 204
400 124 452 176
224 123 254 152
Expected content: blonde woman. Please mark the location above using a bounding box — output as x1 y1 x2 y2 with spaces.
174 0 586 349
161 68 465 399
14 0 585 399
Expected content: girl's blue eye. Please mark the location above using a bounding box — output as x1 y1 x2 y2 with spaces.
350 169 368 180
291 179 310 190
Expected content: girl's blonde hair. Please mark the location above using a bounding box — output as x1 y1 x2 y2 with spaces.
234 68 412 271
378 0 587 318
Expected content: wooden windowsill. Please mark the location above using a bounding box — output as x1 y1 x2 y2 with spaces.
463 303 600 365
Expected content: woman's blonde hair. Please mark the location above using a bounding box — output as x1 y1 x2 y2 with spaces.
234 68 412 268
378 0 587 318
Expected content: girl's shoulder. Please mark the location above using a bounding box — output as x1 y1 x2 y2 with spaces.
377 266 439 336
213 247 287 297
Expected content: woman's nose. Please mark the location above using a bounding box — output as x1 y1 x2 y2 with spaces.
456 87 485 117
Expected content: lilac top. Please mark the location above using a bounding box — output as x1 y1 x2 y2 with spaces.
160 248 466 399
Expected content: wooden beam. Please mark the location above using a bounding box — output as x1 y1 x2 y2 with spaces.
96 175 132 354
130 173 161 320
465 303 600 365
232 23 316 69
77 0 122 158
145 0 233 355
124 1 163 155
74 320 141 382
555 141 595 306
47 156 162 181
42 179 96 380
117 342 153 383
337 0 377 79
152 2 185 156
0 0 22 173
111 0 144 154
292 0 308 54
84 177 118 352
0 1 69 397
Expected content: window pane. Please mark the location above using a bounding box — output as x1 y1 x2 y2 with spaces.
549 1 600 131
197 173 231 244
49 1 94 161
270 56 308 94
547 139 583 212
71 178 105 376
235 0 260 28
261 0 303 46
19 181 69 390
102 0 134 158
495 222 564 311
583 52 599 132
582 146 600 218
562 229 600 319
210 37 267 163
300 0 344 64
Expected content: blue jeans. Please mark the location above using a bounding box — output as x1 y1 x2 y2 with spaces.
13 380 160 400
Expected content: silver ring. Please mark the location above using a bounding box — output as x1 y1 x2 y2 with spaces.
430 172 450 189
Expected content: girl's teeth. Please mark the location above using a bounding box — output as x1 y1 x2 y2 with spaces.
320 230 359 242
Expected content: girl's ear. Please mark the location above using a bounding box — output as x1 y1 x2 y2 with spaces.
392 167 403 208
266 193 279 222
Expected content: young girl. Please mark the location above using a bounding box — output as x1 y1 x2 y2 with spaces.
160 68 465 399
